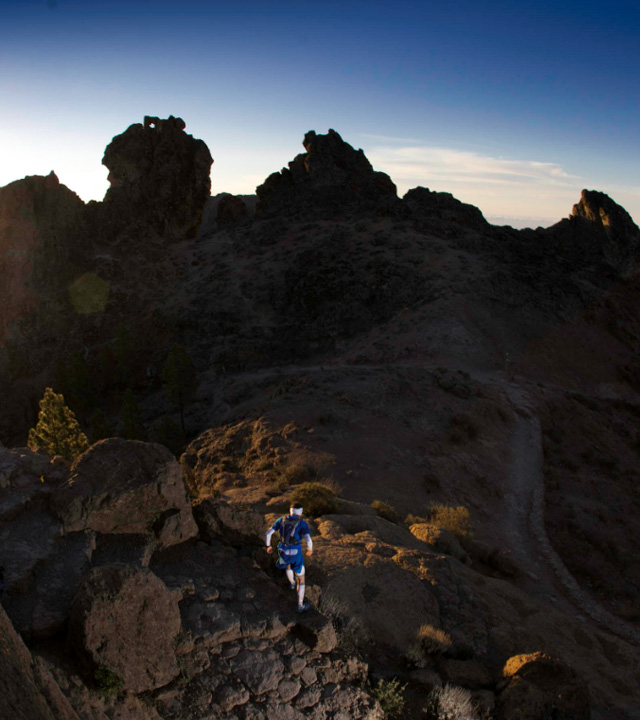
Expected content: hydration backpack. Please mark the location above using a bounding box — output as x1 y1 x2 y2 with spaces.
281 516 302 545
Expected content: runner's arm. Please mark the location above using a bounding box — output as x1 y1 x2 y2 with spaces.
265 528 276 547
304 534 313 552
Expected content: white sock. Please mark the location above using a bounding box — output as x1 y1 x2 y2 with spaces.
297 581 305 606
286 568 295 586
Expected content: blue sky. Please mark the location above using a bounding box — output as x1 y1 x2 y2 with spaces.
1 0 638 228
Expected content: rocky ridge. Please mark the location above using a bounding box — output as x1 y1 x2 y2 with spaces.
2 120 640 718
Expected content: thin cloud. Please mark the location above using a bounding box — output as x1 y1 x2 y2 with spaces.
365 144 590 228
368 145 579 188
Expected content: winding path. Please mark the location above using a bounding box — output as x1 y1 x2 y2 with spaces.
504 388 640 647
213 359 640 645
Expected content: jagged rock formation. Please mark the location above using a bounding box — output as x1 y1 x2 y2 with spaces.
544 188 640 275
256 129 397 217
403 186 488 231
102 115 213 240
0 171 85 345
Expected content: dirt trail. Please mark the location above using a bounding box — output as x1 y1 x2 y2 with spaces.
214 359 640 645
502 382 640 647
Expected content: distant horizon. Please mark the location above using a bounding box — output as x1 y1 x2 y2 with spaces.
2 0 638 230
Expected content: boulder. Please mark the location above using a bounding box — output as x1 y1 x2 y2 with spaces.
496 652 590 720
68 564 181 693
51 439 198 546
293 612 338 654
102 115 213 241
0 602 79 720
256 129 397 217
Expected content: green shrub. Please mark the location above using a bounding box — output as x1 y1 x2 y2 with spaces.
363 677 406 718
371 500 399 523
281 463 316 485
290 482 338 517
429 505 473 541
93 665 123 697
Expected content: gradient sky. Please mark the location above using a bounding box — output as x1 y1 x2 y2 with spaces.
1 0 638 228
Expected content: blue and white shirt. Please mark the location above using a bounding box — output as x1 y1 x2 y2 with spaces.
266 515 313 550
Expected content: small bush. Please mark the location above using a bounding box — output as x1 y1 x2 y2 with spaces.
371 500 399 523
429 505 473 542
363 677 406 718
424 683 477 720
93 665 124 697
405 513 428 526
281 463 315 485
290 482 339 517
417 624 453 655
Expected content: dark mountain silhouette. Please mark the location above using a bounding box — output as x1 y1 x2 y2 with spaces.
1 118 640 719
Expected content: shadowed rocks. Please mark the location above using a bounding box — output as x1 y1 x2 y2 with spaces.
102 115 213 240
256 129 397 217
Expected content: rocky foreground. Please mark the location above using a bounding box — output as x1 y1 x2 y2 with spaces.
0 436 614 720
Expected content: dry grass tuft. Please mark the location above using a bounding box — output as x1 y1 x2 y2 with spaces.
371 500 400 523
417 624 453 655
429 504 473 541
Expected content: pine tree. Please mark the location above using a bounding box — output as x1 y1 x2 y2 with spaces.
161 344 198 433
121 388 147 440
28 387 89 462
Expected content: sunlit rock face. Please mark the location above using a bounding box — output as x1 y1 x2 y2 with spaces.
547 189 640 275
102 115 213 240
256 129 397 217
0 171 85 346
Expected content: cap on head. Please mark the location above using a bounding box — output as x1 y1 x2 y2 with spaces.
290 504 303 516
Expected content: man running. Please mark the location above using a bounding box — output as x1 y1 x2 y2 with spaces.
266 504 313 612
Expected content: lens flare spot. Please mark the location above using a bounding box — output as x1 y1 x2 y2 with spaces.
68 272 109 314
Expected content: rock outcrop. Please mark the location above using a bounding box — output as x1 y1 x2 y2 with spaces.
51 438 198 546
256 129 397 217
102 115 213 240
546 188 640 275
0 602 80 720
403 186 488 230
496 652 591 720
68 564 182 693
0 171 85 345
